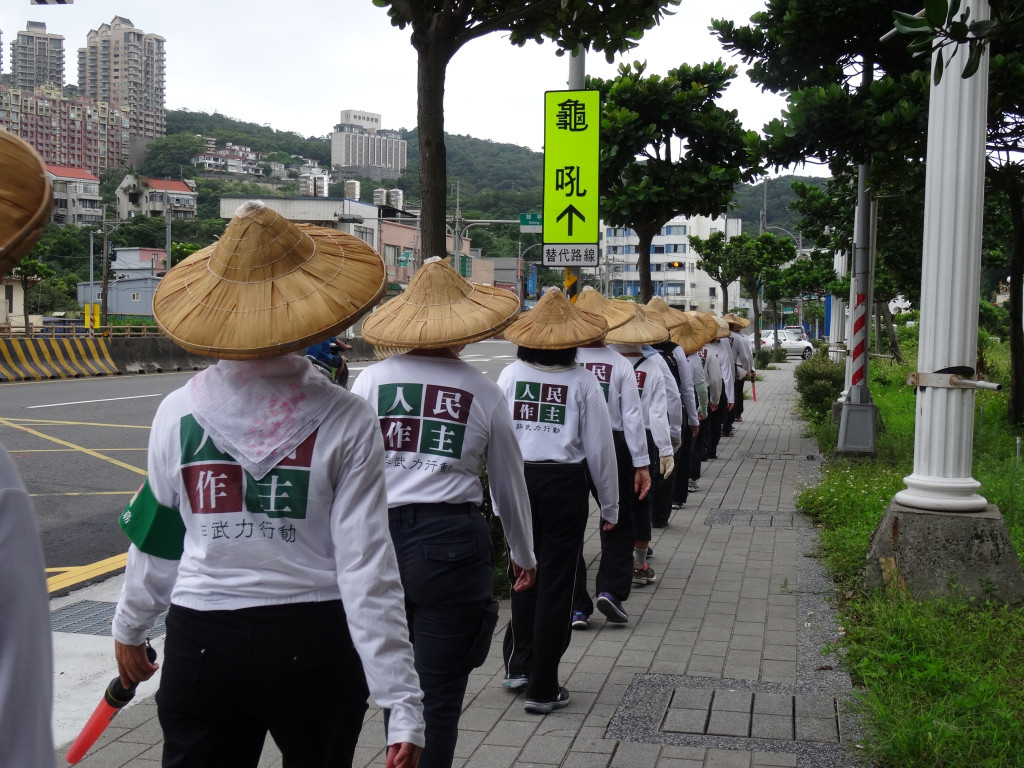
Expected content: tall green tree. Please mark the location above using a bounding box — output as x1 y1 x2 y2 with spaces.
141 134 206 178
372 0 680 262
590 60 761 302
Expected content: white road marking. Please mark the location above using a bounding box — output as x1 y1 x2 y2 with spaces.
26 393 165 409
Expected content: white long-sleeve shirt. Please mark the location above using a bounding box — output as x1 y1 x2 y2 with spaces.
112 386 425 747
712 338 736 404
609 346 673 459
686 352 709 418
351 353 536 570
731 331 754 379
643 347 682 443
0 444 55 768
576 345 650 467
702 344 724 406
497 361 619 523
668 345 699 428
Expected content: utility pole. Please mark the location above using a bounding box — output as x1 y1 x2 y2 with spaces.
164 177 172 270
564 49 585 303
100 207 111 328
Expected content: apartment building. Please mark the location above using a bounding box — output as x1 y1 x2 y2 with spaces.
11 21 65 90
77 16 166 139
330 109 407 180
0 85 128 175
116 175 197 221
47 165 102 226
601 213 746 313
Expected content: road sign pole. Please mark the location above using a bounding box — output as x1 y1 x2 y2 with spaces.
565 51 585 302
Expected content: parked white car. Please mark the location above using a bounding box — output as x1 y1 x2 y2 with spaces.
760 329 814 359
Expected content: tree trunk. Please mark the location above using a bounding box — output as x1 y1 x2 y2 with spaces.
719 280 729 314
878 300 904 364
637 228 655 302
1005 179 1024 425
412 25 455 262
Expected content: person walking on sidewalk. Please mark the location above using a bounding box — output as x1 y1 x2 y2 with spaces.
498 289 618 715
645 298 699 523
605 305 674 587
354 257 537 768
674 313 716 494
724 313 754 427
571 288 651 629
704 317 733 459
111 202 424 768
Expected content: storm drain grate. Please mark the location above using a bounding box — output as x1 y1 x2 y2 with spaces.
607 675 858 762
704 509 811 528
739 451 818 462
51 600 167 638
663 687 839 743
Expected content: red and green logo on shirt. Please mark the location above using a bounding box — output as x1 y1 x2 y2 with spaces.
512 381 568 425
376 383 473 459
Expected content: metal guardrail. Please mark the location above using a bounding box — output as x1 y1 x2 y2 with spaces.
0 325 161 339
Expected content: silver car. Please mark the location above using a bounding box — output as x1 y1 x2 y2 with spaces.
761 329 814 359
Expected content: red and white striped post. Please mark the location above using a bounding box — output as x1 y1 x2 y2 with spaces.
849 291 867 387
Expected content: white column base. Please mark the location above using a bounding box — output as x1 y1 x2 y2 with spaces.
895 474 988 512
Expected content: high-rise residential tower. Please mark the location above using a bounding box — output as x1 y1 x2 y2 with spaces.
11 21 65 90
331 109 407 180
77 16 165 139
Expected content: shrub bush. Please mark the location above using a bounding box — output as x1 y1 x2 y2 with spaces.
754 348 773 369
794 354 846 421
771 347 787 363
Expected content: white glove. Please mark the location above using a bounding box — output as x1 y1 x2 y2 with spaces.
659 455 674 479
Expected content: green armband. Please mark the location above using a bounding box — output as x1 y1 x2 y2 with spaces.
119 479 185 560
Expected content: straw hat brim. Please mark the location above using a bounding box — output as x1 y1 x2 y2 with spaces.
361 260 521 349
574 288 636 331
644 298 689 330
503 289 607 350
671 312 719 355
724 313 751 329
0 132 53 275
604 305 670 345
154 222 385 360
714 317 731 339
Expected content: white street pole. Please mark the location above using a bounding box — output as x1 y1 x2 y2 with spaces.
895 4 991 510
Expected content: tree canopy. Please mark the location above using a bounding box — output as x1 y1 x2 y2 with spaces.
372 0 681 262
590 59 761 302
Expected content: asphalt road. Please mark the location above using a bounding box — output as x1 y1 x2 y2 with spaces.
2 340 517 596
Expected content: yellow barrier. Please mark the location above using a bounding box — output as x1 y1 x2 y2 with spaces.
0 338 119 381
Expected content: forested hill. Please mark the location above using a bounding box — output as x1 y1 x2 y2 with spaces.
163 109 824 226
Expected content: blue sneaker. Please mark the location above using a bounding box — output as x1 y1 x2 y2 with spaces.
571 611 590 630
596 592 628 623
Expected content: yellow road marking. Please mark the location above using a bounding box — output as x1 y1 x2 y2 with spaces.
12 448 145 453
0 417 146 476
46 553 128 592
1 418 151 429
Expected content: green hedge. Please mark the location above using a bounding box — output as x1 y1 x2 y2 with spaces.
794 353 846 422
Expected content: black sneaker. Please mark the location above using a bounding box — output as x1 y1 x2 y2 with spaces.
524 687 570 714
596 592 628 623
632 563 657 586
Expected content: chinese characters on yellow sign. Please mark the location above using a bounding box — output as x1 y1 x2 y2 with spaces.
543 90 599 267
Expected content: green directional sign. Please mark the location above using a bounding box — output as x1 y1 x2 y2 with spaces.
543 90 599 265
520 213 542 233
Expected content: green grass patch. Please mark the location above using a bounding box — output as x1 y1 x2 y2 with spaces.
798 342 1024 766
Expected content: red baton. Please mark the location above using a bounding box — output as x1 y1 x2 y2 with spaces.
66 644 157 764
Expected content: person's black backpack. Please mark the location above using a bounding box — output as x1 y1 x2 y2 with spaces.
652 340 681 390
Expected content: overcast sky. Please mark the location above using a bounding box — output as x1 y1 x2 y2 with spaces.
0 0 826 176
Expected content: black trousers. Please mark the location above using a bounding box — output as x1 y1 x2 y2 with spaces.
389 503 498 768
573 431 637 614
504 462 589 701
157 601 369 768
707 390 728 459
670 423 694 508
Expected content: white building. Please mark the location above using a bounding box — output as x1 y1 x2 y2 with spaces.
330 109 407 180
599 214 746 313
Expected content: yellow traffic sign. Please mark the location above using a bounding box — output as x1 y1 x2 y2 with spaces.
543 90 599 259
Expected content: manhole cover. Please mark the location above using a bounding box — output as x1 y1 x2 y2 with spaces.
51 600 167 638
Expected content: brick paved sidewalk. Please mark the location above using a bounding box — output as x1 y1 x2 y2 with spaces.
56 362 866 768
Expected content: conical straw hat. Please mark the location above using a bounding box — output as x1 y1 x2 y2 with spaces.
574 286 636 331
153 200 386 360
605 304 670 345
724 312 751 329
713 316 731 339
361 256 520 349
503 288 607 349
0 131 53 275
644 297 688 330
671 311 719 354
